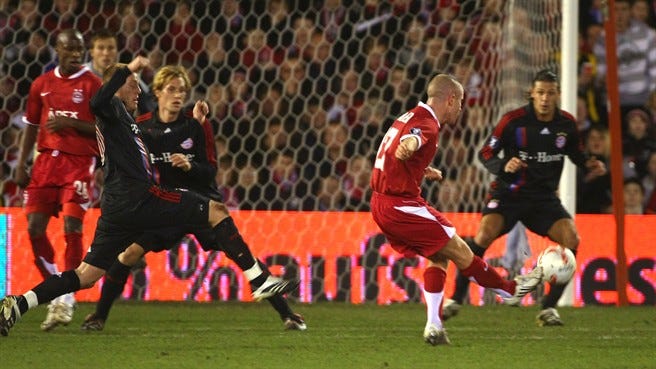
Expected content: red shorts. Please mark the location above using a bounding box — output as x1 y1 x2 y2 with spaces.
24 150 96 217
370 192 456 258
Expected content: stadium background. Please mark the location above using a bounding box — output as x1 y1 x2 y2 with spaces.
0 1 654 306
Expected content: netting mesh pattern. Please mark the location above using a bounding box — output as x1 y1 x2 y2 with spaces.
0 0 561 212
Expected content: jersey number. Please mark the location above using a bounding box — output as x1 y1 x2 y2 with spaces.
374 127 399 170
74 180 89 200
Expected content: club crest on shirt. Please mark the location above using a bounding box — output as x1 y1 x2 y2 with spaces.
410 127 421 135
180 138 193 150
72 89 84 104
489 136 499 148
555 133 567 148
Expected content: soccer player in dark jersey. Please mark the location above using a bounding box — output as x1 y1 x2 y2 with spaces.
80 65 305 332
14 29 102 331
0 56 298 337
369 74 542 346
442 70 607 326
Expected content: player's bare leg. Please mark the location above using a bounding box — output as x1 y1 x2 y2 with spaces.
446 214 505 319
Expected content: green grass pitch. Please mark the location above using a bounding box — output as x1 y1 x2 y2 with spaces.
1 302 654 369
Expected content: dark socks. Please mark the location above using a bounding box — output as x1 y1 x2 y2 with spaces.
452 238 487 304
212 217 257 271
30 270 81 312
542 248 577 309
258 260 293 319
96 261 132 320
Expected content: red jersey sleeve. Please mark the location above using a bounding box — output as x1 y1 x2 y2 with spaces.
371 103 439 198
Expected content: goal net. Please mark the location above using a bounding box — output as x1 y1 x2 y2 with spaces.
0 0 563 303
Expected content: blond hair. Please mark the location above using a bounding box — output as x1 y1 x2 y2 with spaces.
426 74 462 100
152 65 191 93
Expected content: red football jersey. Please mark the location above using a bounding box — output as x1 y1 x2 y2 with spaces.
371 102 440 198
23 66 102 156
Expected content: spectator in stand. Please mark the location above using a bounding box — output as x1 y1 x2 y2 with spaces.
159 1 203 65
42 0 90 35
278 57 312 116
594 0 656 115
0 76 23 130
576 95 593 137
385 66 415 118
263 0 294 48
453 57 483 107
198 31 233 87
205 83 229 123
116 3 140 59
13 29 102 332
240 28 276 85
4 0 40 45
304 175 347 211
306 30 336 93
631 0 655 27
360 41 390 89
330 67 364 126
0 123 20 169
577 125 612 214
352 91 388 155
316 0 352 43
214 0 244 51
343 154 372 211
641 151 656 206
624 178 646 214
395 17 427 73
262 150 304 210
645 90 656 126
312 120 353 179
6 29 54 96
432 177 461 213
578 45 606 126
279 16 315 63
420 35 450 78
622 108 656 179
234 163 264 210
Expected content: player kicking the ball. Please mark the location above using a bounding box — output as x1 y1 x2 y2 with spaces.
369 74 542 346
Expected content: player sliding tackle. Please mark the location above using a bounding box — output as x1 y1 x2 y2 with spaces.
369 74 542 346
0 56 299 337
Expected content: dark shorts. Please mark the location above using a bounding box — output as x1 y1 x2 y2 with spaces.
135 225 217 253
83 185 211 270
482 193 571 236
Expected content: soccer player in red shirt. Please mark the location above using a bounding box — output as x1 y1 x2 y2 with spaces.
370 74 542 345
13 29 102 331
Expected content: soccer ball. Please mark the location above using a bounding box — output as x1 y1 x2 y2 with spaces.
537 245 576 285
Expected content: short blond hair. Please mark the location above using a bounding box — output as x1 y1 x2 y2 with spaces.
426 74 462 100
152 65 191 93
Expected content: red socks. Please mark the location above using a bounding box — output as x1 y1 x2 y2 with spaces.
460 256 514 296
64 232 84 270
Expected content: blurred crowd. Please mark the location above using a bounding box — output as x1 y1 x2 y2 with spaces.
1 0 655 214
